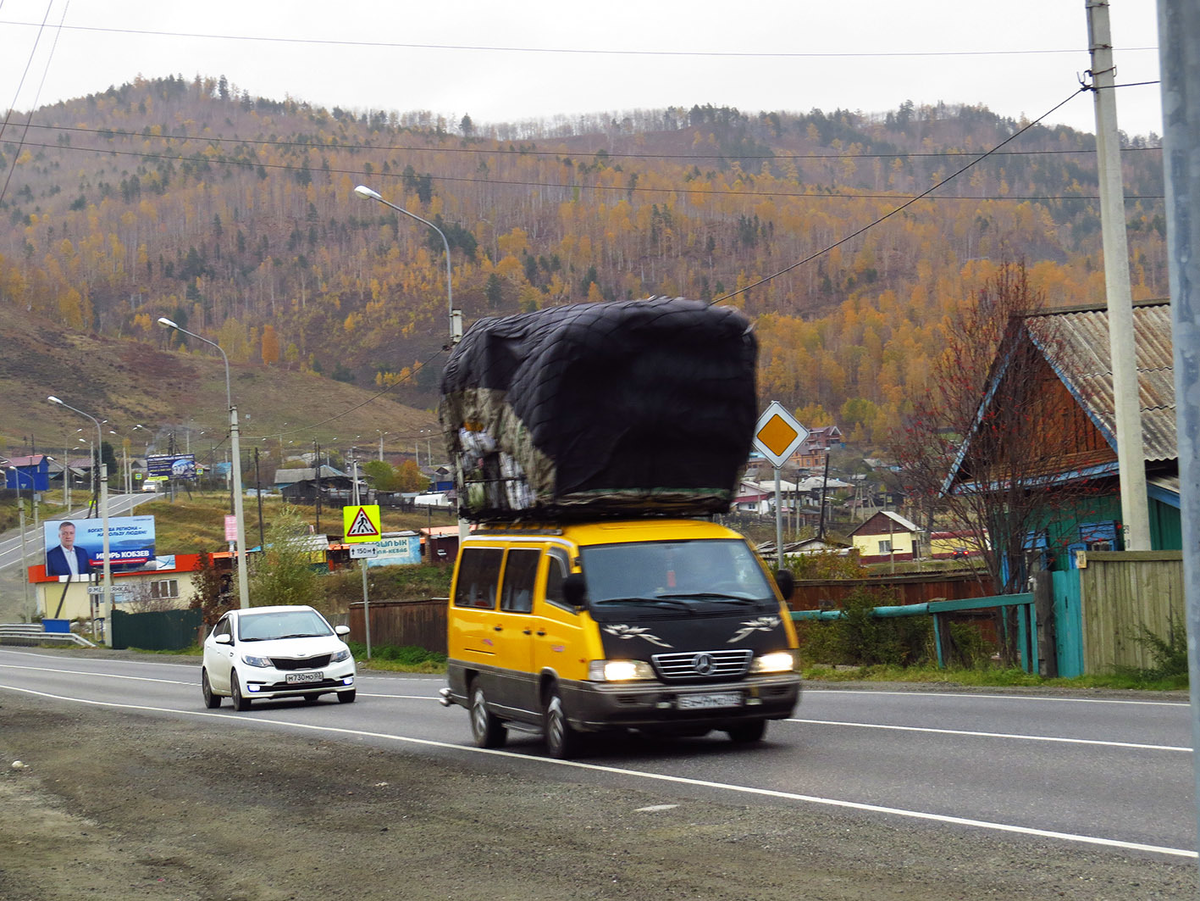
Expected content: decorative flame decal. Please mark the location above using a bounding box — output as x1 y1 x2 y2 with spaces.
728 615 781 643
603 623 673 648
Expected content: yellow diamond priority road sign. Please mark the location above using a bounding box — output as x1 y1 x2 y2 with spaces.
753 402 809 469
343 504 382 543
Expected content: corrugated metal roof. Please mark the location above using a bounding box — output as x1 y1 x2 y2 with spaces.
1023 302 1176 462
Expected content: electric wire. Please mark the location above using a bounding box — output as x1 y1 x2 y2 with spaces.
711 88 1090 306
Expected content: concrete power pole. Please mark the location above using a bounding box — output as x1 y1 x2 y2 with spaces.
1157 0 1200 873
1086 0 1151 550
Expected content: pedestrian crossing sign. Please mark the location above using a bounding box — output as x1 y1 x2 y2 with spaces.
343 505 382 543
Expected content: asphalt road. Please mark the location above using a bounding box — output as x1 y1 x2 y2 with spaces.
0 646 1193 860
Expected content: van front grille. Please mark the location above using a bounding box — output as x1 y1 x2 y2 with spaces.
652 649 752 681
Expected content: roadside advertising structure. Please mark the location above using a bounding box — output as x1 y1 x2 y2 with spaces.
146 454 197 481
43 516 158 575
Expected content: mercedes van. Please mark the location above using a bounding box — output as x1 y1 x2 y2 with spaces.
441 517 800 757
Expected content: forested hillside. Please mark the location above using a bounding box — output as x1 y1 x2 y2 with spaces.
0 76 1167 445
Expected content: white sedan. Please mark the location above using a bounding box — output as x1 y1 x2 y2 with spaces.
201 605 357 710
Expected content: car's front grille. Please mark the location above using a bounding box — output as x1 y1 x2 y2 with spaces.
651 649 752 681
270 654 332 670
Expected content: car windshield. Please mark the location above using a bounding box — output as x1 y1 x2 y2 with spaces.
237 610 333 641
579 539 776 614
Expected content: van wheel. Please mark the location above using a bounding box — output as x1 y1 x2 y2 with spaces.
469 682 507 748
544 686 579 759
727 720 767 743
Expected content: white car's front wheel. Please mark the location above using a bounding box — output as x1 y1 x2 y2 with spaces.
230 672 251 711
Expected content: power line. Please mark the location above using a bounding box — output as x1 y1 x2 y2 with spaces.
3 138 1164 204
15 121 1164 162
713 88 1092 305
0 20 1161 59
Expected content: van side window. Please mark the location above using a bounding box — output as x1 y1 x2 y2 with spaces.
500 549 539 613
544 549 571 611
454 548 503 609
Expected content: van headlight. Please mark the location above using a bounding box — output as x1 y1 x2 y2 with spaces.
749 650 797 674
588 659 655 682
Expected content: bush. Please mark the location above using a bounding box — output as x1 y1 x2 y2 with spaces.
797 586 932 667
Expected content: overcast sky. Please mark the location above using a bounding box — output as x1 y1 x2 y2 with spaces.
0 1 1165 139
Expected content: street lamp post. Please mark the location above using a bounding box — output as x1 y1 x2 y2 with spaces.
8 465 31 619
376 430 388 463
354 185 463 347
47 396 113 644
157 317 250 609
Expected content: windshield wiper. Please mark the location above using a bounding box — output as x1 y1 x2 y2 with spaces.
592 597 696 613
655 592 757 604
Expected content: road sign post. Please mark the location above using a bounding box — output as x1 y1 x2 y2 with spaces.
344 504 382 659
753 402 809 568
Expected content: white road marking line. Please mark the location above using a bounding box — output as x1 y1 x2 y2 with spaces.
803 688 1190 707
0 663 191 686
0 683 1193 860
787 717 1192 752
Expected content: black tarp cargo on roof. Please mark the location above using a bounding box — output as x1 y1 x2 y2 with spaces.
439 297 757 521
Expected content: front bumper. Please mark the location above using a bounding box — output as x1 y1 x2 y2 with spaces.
560 673 800 732
241 663 356 700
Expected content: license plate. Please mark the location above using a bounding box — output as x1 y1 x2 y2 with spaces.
677 691 741 710
286 672 322 684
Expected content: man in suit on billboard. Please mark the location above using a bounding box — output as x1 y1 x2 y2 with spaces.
46 521 91 577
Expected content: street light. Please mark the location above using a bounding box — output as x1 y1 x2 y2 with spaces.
353 185 462 347
7 464 31 618
157 317 250 609
48 395 113 643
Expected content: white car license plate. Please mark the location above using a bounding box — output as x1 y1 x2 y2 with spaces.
677 691 741 710
286 672 322 684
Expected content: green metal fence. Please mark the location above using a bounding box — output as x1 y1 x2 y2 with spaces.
111 608 203 651
793 593 1038 673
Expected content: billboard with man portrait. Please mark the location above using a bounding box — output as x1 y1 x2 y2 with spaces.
43 516 158 575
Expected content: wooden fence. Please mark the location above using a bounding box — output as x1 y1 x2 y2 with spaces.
1079 550 1185 673
348 598 448 654
790 571 994 611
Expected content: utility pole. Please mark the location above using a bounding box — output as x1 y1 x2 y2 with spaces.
1086 0 1151 550
1157 0 1200 876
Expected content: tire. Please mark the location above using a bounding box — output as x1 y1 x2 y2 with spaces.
337 689 356 704
543 686 579 759
201 669 221 709
726 720 767 743
469 682 507 749
230 672 251 711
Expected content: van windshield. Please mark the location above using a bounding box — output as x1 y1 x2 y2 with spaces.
579 539 776 614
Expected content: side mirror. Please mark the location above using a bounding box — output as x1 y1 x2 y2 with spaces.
335 624 351 637
214 633 232 646
774 569 795 601
562 573 587 609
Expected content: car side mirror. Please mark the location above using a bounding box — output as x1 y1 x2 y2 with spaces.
215 633 232 645
562 573 587 609
774 569 795 601
335 624 350 637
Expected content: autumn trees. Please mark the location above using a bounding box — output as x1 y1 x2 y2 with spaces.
0 79 1168 434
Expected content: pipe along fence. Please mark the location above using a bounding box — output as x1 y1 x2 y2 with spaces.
792 593 1038 673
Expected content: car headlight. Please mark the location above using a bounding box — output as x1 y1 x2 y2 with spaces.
588 659 655 682
240 653 273 668
330 648 351 663
750 650 797 674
